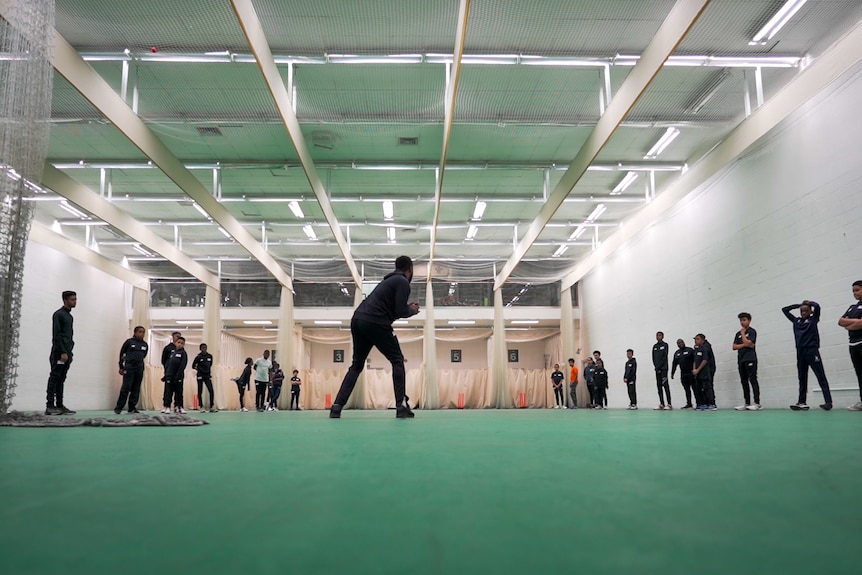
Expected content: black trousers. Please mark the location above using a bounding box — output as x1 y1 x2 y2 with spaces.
849 344 862 401
116 367 144 411
696 375 714 406
553 386 565 406
796 348 832 405
197 376 215 409
738 360 760 404
626 381 637 405
594 386 606 407
236 382 247 409
255 381 267 410
333 318 407 408
586 383 595 406
165 378 184 408
45 353 72 408
655 369 671 405
290 384 300 409
269 383 282 408
569 382 578 407
679 372 695 406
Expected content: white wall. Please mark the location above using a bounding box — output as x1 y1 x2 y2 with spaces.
12 241 130 410
579 63 862 409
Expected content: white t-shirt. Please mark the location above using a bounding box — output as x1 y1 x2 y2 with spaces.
254 358 272 382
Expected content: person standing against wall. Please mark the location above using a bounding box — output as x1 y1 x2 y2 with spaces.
193 343 216 413
162 336 188 414
671 338 695 409
551 363 565 409
253 350 272 412
583 357 596 408
592 359 608 409
161 331 181 413
733 313 762 411
839 280 862 411
567 358 579 409
652 332 672 410
114 326 148 414
289 369 302 410
44 290 77 415
624 349 638 410
782 300 833 411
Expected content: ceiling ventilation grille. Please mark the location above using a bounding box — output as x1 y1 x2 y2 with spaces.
196 126 223 137
398 137 418 145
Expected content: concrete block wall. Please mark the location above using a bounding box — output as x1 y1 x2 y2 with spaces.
579 64 862 409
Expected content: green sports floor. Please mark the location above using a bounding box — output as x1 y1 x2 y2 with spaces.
1 408 860 575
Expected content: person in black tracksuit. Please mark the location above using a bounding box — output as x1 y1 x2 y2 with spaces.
592 359 608 409
330 256 420 419
234 358 253 411
550 364 565 409
163 337 188 413
693 334 716 410
839 281 862 411
733 313 761 410
45 290 77 416
268 362 284 410
289 369 301 410
114 326 149 414
192 343 215 412
624 349 638 409
583 358 596 408
671 338 696 409
161 331 181 412
652 332 672 409
783 300 833 411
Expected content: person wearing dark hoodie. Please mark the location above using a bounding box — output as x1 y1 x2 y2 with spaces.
114 325 149 414
330 256 420 419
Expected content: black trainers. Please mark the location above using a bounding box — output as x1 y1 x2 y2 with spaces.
396 400 415 419
329 404 342 419
57 406 76 415
45 407 62 416
128 408 141 414
113 408 122 415
819 403 833 411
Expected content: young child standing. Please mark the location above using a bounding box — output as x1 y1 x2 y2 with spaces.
783 300 833 411
550 363 565 409
268 361 284 411
162 336 188 414
192 343 216 413
733 313 762 411
624 349 638 410
114 326 149 415
592 359 608 409
290 369 302 410
233 357 252 412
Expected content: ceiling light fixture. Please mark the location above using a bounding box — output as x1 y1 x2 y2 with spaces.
686 69 731 114
176 320 204 325
192 202 210 219
586 204 607 222
448 320 476 325
472 201 487 220
466 224 479 241
217 227 231 239
511 320 539 325
552 245 569 258
611 172 639 195
387 226 396 243
382 200 394 221
132 244 153 257
313 320 343 325
243 320 273 325
302 225 317 240
750 0 808 45
568 225 587 241
58 201 91 220
644 128 680 159
288 201 304 219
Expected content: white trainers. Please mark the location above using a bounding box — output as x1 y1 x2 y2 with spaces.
790 403 809 411
241 407 248 412
272 407 279 412
160 407 171 414
847 401 862 411
746 403 763 411
177 407 187 414
734 405 749 411
199 408 207 413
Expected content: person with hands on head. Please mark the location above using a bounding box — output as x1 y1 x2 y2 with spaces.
782 300 832 411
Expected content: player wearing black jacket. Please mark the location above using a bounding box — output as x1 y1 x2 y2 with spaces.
624 349 638 409
162 337 188 414
330 256 420 419
652 332 672 409
783 301 832 410
192 343 216 412
592 360 608 409
671 339 696 409
114 326 149 414
44 291 77 415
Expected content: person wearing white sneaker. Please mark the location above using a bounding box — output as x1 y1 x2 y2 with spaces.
692 335 716 410
163 337 188 414
550 364 566 410
838 281 862 411
733 313 761 410
623 349 638 410
783 300 833 411
234 357 253 412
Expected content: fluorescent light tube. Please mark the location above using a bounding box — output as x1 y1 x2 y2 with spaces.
553 245 569 258
611 172 639 195
466 224 479 240
511 320 539 325
288 201 304 219
448 320 476 325
313 320 343 325
750 0 808 45
303 225 317 240
192 203 210 218
586 204 607 222
59 201 90 220
568 225 587 241
644 128 680 159
243 320 273 325
177 320 204 325
387 226 396 242
217 227 231 238
383 200 394 220
472 201 487 220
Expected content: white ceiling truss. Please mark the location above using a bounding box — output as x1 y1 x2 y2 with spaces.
5 0 859 288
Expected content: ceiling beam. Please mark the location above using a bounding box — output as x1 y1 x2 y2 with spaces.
230 0 362 287
428 0 471 272
493 0 712 290
40 164 221 289
28 221 150 290
48 29 294 291
561 18 862 291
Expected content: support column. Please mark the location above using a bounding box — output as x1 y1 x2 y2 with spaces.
204 285 222 409
132 286 153 409
490 287 510 408
277 286 295 409
422 279 439 409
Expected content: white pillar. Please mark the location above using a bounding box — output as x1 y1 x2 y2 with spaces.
204 285 222 409
490 288 510 408
422 280 439 409
277 286 295 408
